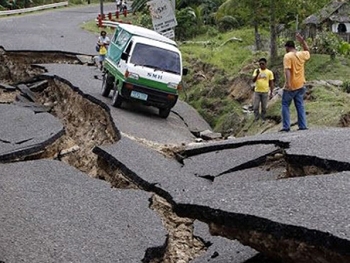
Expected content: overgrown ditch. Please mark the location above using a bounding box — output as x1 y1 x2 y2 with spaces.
1 50 349 263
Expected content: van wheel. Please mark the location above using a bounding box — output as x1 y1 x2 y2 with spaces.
111 89 123 108
159 107 171 118
101 73 114 97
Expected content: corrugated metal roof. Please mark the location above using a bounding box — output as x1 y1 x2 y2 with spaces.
303 1 349 25
329 14 350 22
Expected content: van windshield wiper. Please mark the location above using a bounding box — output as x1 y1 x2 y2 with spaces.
133 63 153 68
163 69 180 74
152 67 164 72
133 64 167 72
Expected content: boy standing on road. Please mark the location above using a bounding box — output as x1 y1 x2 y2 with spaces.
252 58 274 122
280 33 310 132
97 31 110 71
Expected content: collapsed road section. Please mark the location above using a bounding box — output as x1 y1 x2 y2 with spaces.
0 50 208 262
93 133 350 263
1 50 350 263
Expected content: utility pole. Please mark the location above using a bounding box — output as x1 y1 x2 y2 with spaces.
296 14 299 32
100 0 104 17
171 0 175 39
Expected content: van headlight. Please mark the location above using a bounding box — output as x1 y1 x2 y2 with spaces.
167 82 178 89
125 70 139 80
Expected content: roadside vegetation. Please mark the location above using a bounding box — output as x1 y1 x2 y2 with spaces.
7 0 350 137
102 0 350 137
178 30 350 137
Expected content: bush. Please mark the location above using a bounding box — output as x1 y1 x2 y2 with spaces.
339 41 350 57
137 13 152 29
217 15 239 32
342 80 350 93
175 7 200 40
313 31 342 59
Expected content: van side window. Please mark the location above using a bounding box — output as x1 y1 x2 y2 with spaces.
111 28 120 43
115 30 131 48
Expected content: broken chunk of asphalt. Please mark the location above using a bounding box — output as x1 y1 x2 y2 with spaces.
190 220 264 263
181 144 280 178
27 79 49 92
199 129 222 140
17 83 39 102
0 160 167 262
0 83 16 92
13 100 52 113
0 104 64 162
174 172 350 262
172 100 213 136
93 136 350 263
181 128 350 174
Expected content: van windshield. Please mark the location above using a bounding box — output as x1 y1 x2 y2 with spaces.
130 43 181 75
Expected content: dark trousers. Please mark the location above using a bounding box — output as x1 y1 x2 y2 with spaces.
253 92 268 120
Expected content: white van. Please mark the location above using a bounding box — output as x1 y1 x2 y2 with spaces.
101 23 187 118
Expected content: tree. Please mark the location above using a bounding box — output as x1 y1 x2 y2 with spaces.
270 0 278 65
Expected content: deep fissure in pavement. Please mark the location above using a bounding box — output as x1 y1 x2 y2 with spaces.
33 77 207 262
0 50 208 263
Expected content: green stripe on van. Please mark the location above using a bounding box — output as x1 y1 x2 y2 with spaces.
127 77 178 94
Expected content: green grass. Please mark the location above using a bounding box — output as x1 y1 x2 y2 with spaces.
180 28 263 75
81 19 115 35
306 86 350 127
305 54 350 82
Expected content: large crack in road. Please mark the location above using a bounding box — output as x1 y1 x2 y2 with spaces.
1 50 349 263
0 50 207 262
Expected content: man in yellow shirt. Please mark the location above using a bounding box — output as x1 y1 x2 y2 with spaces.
280 33 310 132
252 58 274 122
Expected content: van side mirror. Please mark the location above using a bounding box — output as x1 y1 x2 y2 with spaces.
121 52 129 61
182 68 188 76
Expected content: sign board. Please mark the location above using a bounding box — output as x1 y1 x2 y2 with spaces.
170 0 175 11
161 29 175 39
147 0 177 32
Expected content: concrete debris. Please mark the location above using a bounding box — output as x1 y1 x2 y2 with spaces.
28 80 49 92
0 83 16 91
199 129 222 140
17 83 39 102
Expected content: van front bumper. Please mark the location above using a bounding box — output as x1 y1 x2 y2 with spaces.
120 82 178 109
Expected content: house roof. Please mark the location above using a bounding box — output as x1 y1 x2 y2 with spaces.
303 1 349 25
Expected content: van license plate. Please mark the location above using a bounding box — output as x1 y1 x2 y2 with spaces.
131 91 148 101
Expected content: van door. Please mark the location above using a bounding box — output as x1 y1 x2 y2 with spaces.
107 28 131 66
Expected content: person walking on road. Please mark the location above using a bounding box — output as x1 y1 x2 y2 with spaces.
120 0 127 12
97 30 110 71
116 0 121 11
252 58 274 122
280 33 310 132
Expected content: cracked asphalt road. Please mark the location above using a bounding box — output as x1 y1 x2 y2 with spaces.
1 4 350 263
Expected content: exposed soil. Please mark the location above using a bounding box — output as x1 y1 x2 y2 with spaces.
150 195 207 263
0 89 18 103
338 112 350 127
